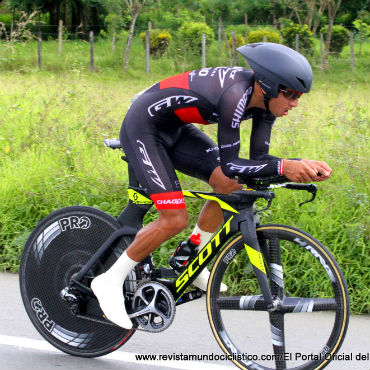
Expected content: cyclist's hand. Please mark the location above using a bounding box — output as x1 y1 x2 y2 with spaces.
283 159 332 183
301 159 332 181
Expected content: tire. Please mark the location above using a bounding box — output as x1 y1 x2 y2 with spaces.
20 206 138 357
207 225 349 370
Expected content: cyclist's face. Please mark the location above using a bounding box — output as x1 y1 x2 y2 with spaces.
269 91 300 117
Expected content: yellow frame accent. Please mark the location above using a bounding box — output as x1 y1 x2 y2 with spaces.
244 244 266 273
128 189 153 204
183 191 239 214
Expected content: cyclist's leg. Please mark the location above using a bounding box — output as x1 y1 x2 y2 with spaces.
200 165 242 230
92 117 189 328
170 123 241 233
170 124 241 290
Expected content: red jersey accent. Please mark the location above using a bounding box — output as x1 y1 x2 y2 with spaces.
174 107 209 125
160 71 190 90
150 191 186 210
280 159 284 175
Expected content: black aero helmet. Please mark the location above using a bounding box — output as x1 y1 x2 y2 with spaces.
237 42 313 98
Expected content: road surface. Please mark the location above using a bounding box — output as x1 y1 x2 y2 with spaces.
1 272 369 370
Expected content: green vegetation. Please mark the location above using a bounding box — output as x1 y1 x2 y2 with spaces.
0 37 369 314
178 22 215 53
247 29 280 44
139 28 172 56
281 22 314 52
321 25 350 56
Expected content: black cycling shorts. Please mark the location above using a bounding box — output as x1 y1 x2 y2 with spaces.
120 99 220 210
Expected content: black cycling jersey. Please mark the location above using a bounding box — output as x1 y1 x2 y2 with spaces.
120 67 284 209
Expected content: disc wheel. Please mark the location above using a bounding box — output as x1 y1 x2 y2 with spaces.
20 206 138 357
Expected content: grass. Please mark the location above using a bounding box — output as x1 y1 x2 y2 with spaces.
0 37 369 313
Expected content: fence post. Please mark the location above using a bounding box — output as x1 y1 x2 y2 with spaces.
145 30 150 74
295 33 299 51
223 25 232 66
218 18 222 52
38 31 42 70
58 19 63 55
89 31 94 72
202 33 206 68
319 33 324 69
263 35 266 42
231 30 238 65
244 13 248 44
349 31 355 70
10 21 14 41
112 26 116 52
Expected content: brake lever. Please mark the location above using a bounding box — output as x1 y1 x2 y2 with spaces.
283 183 318 206
299 184 317 206
254 197 274 214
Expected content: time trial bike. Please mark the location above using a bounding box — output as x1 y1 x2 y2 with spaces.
20 138 349 370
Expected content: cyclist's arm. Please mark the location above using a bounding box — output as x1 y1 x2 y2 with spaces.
249 112 281 162
249 113 332 182
217 83 283 178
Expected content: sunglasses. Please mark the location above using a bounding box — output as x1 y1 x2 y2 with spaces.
279 87 303 100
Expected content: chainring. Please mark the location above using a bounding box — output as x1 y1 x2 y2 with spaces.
131 281 176 333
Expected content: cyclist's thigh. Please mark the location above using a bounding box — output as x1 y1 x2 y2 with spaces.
120 117 185 209
170 123 220 183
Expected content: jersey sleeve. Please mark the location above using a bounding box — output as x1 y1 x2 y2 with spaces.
217 82 283 178
250 111 281 162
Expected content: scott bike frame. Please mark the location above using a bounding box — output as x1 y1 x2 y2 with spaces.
70 140 317 311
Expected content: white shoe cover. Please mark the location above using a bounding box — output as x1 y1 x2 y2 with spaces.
91 272 133 329
192 268 227 292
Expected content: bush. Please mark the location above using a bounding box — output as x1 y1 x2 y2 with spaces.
247 28 280 44
104 13 125 35
278 17 293 29
281 22 314 53
178 22 214 53
336 12 354 28
320 25 349 57
353 19 370 37
225 24 246 38
0 14 12 26
138 9 205 32
139 28 172 56
227 34 245 48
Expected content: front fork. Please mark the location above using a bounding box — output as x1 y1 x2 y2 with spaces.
239 206 276 311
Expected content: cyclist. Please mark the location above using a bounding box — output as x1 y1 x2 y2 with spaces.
91 42 332 329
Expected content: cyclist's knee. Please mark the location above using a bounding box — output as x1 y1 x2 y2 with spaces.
209 166 242 194
157 208 189 235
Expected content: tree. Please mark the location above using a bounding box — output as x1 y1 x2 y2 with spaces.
283 0 304 25
353 18 370 56
312 0 328 36
323 0 341 69
123 0 147 70
8 0 106 36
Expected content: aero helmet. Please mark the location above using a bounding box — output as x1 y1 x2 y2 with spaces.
237 42 313 98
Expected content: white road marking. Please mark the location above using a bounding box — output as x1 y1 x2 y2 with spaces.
0 335 233 369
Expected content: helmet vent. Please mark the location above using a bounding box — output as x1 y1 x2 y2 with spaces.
296 77 306 88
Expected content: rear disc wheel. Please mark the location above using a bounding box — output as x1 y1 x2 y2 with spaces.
20 206 138 357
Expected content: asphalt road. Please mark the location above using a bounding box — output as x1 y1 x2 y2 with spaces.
1 272 369 370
